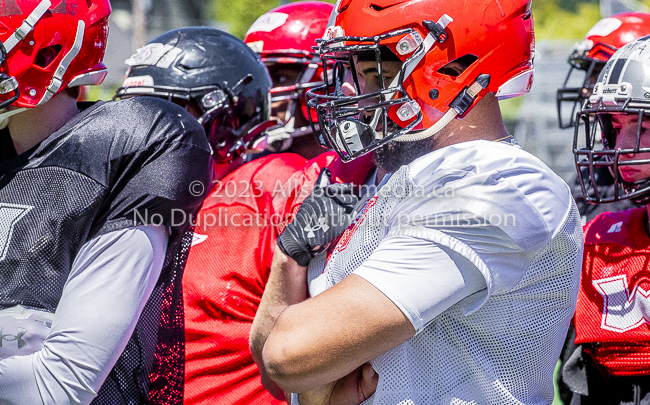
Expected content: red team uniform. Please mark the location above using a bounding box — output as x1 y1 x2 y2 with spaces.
576 207 650 376
182 152 372 404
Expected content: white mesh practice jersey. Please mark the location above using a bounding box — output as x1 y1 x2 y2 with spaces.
307 140 584 405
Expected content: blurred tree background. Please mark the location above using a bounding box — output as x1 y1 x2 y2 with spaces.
211 0 335 39
533 0 603 39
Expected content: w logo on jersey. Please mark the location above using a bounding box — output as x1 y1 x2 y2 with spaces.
593 275 650 332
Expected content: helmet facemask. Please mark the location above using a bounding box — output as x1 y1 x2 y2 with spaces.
307 32 423 162
0 44 20 112
574 37 650 203
263 56 324 150
557 53 609 129
575 108 650 204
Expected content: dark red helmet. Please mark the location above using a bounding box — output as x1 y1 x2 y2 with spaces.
307 0 535 161
244 1 333 150
0 0 110 112
557 12 650 129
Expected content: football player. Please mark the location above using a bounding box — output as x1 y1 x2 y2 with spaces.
555 14 650 403
115 13 373 404
0 2 213 405
557 12 650 225
569 36 650 404
251 0 584 404
244 1 333 160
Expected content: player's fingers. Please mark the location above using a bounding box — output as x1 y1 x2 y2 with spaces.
360 362 378 400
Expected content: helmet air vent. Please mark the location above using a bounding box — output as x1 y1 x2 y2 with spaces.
437 54 478 78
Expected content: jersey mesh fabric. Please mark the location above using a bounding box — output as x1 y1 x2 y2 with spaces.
0 167 103 313
575 208 650 377
182 152 374 404
183 153 307 405
310 141 583 404
147 228 194 404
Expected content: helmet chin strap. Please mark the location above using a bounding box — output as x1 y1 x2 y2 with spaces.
394 74 490 143
0 107 28 130
3 0 51 54
393 106 456 143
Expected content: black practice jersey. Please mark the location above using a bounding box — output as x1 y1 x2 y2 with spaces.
0 97 213 404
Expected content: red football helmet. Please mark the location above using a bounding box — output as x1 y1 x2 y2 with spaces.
557 12 650 129
244 1 333 150
307 0 535 161
0 0 110 113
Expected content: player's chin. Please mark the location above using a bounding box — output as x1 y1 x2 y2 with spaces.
618 166 650 184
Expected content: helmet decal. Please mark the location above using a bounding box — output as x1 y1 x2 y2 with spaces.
125 43 183 69
51 0 78 15
1 0 24 17
121 75 155 91
245 12 289 36
586 17 623 38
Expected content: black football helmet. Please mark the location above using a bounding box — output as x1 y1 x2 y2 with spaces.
115 27 274 163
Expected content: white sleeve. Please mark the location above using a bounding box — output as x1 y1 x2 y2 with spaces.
352 235 487 333
0 225 168 405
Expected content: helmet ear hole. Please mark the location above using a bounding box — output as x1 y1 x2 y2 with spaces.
34 45 62 68
437 54 478 78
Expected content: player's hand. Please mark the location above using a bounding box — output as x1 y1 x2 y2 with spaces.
277 169 358 267
295 363 378 405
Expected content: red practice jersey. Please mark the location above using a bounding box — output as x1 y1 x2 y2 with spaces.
575 207 650 376
182 151 373 404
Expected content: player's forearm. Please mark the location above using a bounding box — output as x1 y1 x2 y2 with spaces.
250 246 308 399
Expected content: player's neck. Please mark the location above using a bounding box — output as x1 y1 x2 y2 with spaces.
8 92 80 155
431 93 510 150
